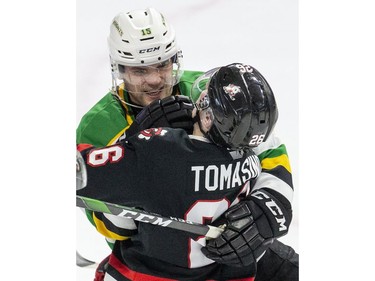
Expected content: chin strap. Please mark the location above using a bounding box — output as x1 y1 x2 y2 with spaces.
193 111 213 142
111 87 144 110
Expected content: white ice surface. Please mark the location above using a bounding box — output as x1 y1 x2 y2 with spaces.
77 0 298 280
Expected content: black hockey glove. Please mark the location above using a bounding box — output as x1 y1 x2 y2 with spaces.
201 189 292 267
126 95 194 138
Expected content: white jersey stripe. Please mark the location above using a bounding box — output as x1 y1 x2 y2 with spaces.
252 172 294 203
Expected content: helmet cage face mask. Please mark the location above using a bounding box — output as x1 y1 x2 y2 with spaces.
112 53 183 96
190 67 220 103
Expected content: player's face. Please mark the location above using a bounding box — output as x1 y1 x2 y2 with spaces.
123 59 174 106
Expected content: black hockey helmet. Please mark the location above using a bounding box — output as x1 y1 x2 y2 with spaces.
192 63 278 149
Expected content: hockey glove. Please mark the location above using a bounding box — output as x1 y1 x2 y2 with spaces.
126 95 194 137
201 189 292 267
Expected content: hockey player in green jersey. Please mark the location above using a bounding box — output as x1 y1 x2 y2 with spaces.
76 7 201 147
76 7 298 281
77 63 295 280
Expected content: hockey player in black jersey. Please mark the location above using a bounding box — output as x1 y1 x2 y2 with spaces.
77 63 298 281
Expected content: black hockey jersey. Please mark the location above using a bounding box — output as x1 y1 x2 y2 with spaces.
77 128 261 280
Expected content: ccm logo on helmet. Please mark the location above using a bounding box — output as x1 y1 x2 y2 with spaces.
139 46 161 53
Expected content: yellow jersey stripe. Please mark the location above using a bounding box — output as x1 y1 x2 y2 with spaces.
107 85 133 145
107 127 127 146
93 214 129 241
261 154 292 173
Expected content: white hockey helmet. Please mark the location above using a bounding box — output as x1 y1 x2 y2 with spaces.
108 7 182 77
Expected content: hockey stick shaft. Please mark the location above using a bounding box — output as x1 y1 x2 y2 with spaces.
76 195 223 239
